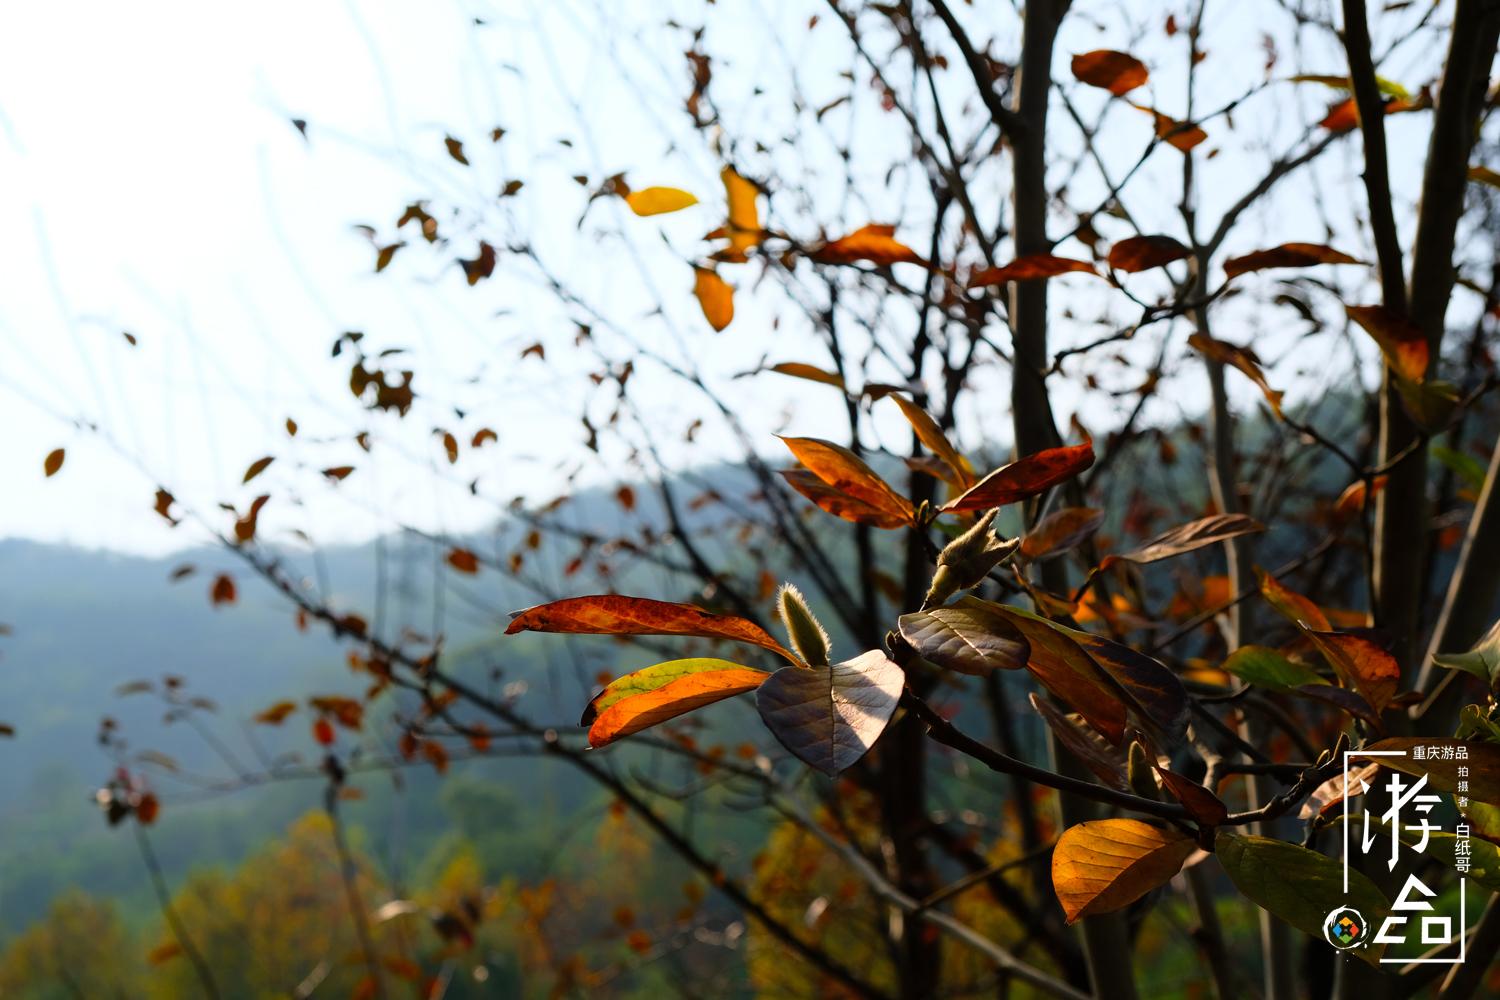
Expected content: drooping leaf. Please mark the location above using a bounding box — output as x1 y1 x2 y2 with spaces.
233 494 270 543
1107 235 1191 272
1305 631 1400 714
719 165 762 260
766 362 846 390
582 659 769 748
624 186 698 216
1289 73 1410 99
444 135 468 165
1114 513 1264 564
1431 618 1500 687
889 395 972 487
973 601 1127 743
1347 305 1428 382
898 604 1030 675
780 469 910 528
210 574 236 607
1214 831 1388 963
43 448 65 477
1071 50 1149 95
1155 766 1229 826
779 437 913 524
968 255 1098 287
1223 242 1360 278
446 548 481 574
693 267 734 331
1431 445 1488 494
1028 693 1130 791
940 442 1094 513
1021 507 1105 561
505 594 800 665
755 649 905 775
1066 629 1189 742
460 242 497 285
1188 332 1284 416
810 224 926 267
1257 568 1332 630
1223 645 1324 691
1133 105 1208 152
1357 739 1500 804
1052 819 1194 922
322 465 356 482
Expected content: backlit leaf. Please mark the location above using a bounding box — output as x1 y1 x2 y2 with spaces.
1305 631 1399 714
1431 618 1500 686
755 649 904 776
1020 507 1104 561
1028 693 1130 791
1223 242 1360 278
897 604 1030 675
780 469 909 529
693 267 734 331
940 442 1094 513
767 362 845 390
721 165 762 259
1108 235 1191 273
582 658 769 748
447 548 481 574
968 254 1097 287
889 395 972 487
1188 333 1284 416
780 437 913 523
1347 304 1428 382
1071 50 1149 95
1223 645 1324 691
1257 569 1331 630
809 224 926 267
625 186 699 216
1215 831 1388 963
1114 513 1264 564
505 594 800 665
1134 105 1208 151
1052 819 1193 922
1066 629 1189 742
254 701 298 725
1155 766 1229 826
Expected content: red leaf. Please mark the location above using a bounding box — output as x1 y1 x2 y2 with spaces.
1107 235 1191 273
941 442 1094 513
1071 50 1149 95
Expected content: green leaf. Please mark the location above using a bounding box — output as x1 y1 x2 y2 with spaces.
1432 619 1500 688
1224 645 1325 691
1215 831 1389 964
756 650 904 776
897 605 1030 675
1401 828 1500 893
1358 739 1500 804
1432 445 1488 493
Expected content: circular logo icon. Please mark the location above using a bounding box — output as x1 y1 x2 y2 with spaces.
1324 906 1367 950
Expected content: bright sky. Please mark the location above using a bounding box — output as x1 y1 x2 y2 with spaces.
0 1 1464 555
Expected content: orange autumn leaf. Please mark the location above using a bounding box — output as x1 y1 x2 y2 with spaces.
581 658 770 748
1052 819 1194 922
1347 304 1428 383
1188 333 1285 416
1133 104 1207 151
1021 507 1105 561
781 469 910 528
44 448 65 477
888 395 972 487
1107 234 1191 272
446 547 481 574
779 436 913 523
941 442 1095 513
693 267 734 331
253 700 298 725
1305 630 1400 714
969 254 1098 287
1071 50 1149 95
1223 242 1360 278
809 224 926 267
1257 568 1331 631
719 165 762 261
505 594 800 665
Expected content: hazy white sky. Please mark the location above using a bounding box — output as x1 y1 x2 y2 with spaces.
0 1 1461 555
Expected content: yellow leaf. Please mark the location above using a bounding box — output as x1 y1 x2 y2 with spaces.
721 166 762 259
693 267 734 331
625 186 699 216
1052 819 1194 922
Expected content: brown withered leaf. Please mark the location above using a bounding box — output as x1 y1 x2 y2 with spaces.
1133 105 1208 151
1107 235 1191 272
1188 333 1284 416
1113 513 1264 564
1021 507 1105 561
1347 305 1427 383
210 574 237 607
1071 50 1149 95
968 254 1098 287
1028 693 1130 791
1223 242 1360 278
44 448 65 477
505 594 800 665
941 442 1094 513
447 548 481 574
1154 766 1230 826
889 395 972 487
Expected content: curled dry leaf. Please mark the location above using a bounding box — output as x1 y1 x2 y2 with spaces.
1113 513 1264 564
1222 242 1360 278
1052 819 1194 922
940 442 1094 513
581 658 770 748
809 224 926 267
505 594 800 665
693 267 734 331
968 254 1097 287
1028 693 1130 791
1154 766 1229 826
779 436 913 524
1107 235 1191 273
1071 50 1149 95
897 604 1030 675
755 649 904 776
624 186 698 216
1188 333 1284 416
889 395 972 487
1021 507 1104 561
